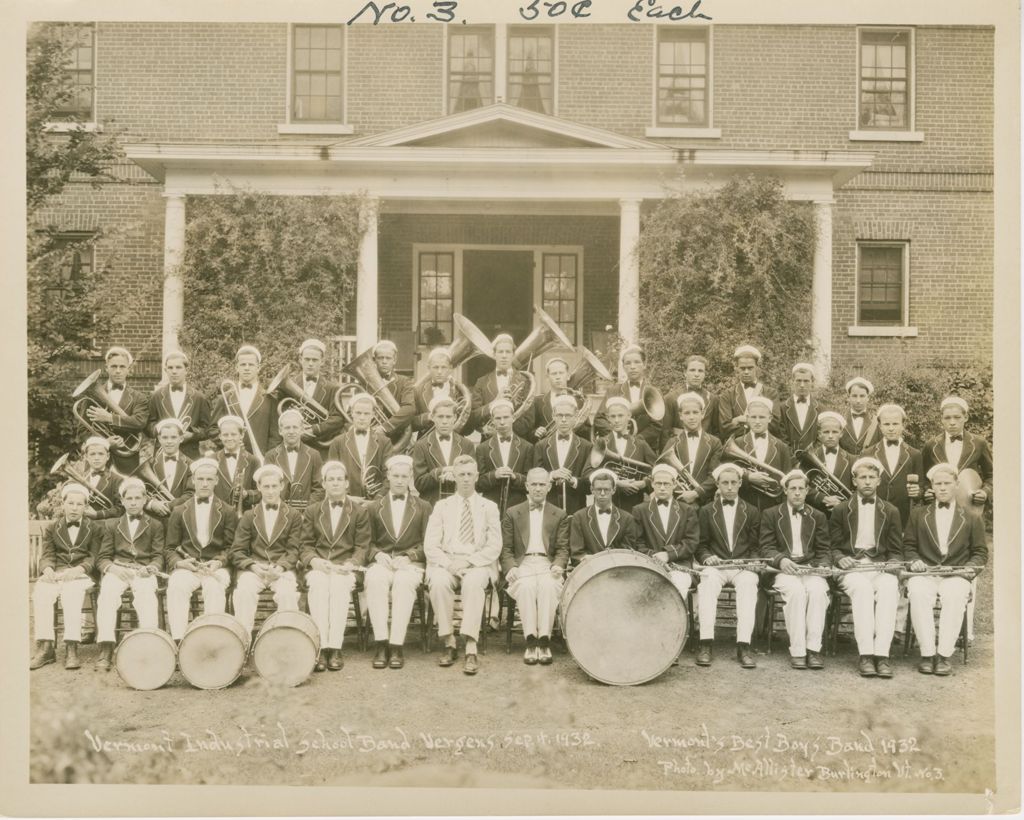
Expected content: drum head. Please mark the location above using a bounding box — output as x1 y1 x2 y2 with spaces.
178 620 248 690
115 629 177 691
252 624 318 687
562 565 687 686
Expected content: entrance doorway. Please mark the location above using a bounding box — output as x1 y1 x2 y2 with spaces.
461 249 534 385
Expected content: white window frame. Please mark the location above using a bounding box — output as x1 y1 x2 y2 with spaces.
646 25 720 139
848 240 918 337
44 22 99 132
278 23 353 136
850 26 924 143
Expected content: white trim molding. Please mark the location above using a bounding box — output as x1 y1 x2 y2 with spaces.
854 26 921 141
645 127 721 139
847 325 919 337
280 23 353 136
849 130 924 142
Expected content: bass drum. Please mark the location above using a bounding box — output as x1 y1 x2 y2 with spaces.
252 611 320 687
178 613 250 690
559 549 688 686
114 628 177 690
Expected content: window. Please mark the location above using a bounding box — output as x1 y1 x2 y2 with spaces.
857 242 907 325
448 27 494 114
508 27 553 114
858 29 911 130
542 253 578 344
44 233 95 300
292 25 344 122
656 27 708 127
52 24 95 121
418 252 455 345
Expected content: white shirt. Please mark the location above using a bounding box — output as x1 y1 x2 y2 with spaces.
526 505 546 554
162 456 178 489
722 500 738 552
224 451 239 480
262 504 279 535
555 433 572 468
67 521 81 544
855 498 877 552
304 377 317 399
614 432 628 456
883 439 902 474
685 433 700 471
743 383 759 402
329 500 344 535
752 434 769 463
237 383 257 416
431 382 451 399
107 382 124 406
656 499 671 533
793 396 810 429
944 434 964 468
127 515 140 540
496 435 512 467
789 506 804 558
437 434 453 464
495 371 510 396
169 385 186 417
851 414 865 439
935 502 955 556
596 507 613 544
627 383 641 405
88 472 101 489
353 430 370 463
285 447 299 478
823 448 838 475
390 495 407 533
195 498 212 547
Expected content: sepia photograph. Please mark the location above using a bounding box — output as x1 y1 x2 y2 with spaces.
5 0 1020 814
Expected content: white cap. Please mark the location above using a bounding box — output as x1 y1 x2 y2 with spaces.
104 346 133 365
117 476 146 497
217 415 246 432
83 435 110 452
385 454 413 471
733 344 761 361
651 463 678 481
712 463 745 482
589 467 618 487
551 393 578 412
546 356 570 372
940 396 969 414
348 392 377 410
189 457 219 476
155 418 185 436
236 344 262 364
604 396 631 413
746 396 774 414
791 362 815 377
60 482 90 500
619 344 644 362
926 462 959 482
320 460 348 480
489 397 514 415
676 391 705 411
163 350 189 367
428 395 456 414
492 332 515 348
845 376 874 395
373 340 397 356
277 408 304 426
299 338 326 356
851 456 884 475
427 347 451 365
817 411 846 430
781 468 808 488
876 403 906 421
254 464 285 484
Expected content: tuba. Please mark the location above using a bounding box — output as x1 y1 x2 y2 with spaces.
511 306 574 370
722 439 785 498
266 364 341 447
341 347 403 432
589 439 652 482
568 344 613 392
219 380 266 465
414 313 492 436
49 453 114 510
795 449 853 502
71 370 143 457
657 450 702 498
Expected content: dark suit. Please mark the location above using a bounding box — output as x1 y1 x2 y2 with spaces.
593 381 662 452
411 380 468 433
326 429 390 500
264 442 325 508
296 375 347 458
503 500 571 638
142 452 194 513
80 382 149 474
759 503 831 567
592 432 656 511
41 516 98 575
778 395 821 453
298 497 370 569
211 449 259 511
922 432 993 504
697 498 761 562
726 432 793 511
206 385 281 456
33 516 98 642
696 497 761 643
411 430 475 504
865 439 925 526
146 384 210 459
568 505 639 561
382 372 417 443
532 432 593 514
839 409 882 454
828 496 903 565
475 433 534 513
523 391 592 443
661 387 720 447
228 505 301 571
902 503 987 569
165 498 237 565
367 494 432 565
97 513 165 572
717 382 781 440
95 512 165 642
631 496 699 563
82 470 124 521
468 370 535 438
500 501 570 573
658 431 722 504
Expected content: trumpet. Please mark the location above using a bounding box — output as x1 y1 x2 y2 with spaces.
220 380 266 465
49 453 114 510
795 449 852 502
722 439 785 498
71 370 143 457
266 364 341 446
589 438 652 482
657 450 702 498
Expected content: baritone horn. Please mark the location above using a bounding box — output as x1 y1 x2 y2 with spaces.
657 450 702 498
589 439 652 482
721 439 785 498
795 449 852 502
133 460 177 515
266 364 345 447
71 370 142 457
49 453 113 510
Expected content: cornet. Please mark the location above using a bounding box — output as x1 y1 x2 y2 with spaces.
71 370 142 457
49 453 113 510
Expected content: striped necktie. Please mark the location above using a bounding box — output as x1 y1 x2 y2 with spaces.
459 498 474 545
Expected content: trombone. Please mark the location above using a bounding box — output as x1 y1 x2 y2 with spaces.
219 380 266 465
71 370 143 457
49 453 114 511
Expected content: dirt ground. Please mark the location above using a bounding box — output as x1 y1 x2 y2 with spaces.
29 571 995 792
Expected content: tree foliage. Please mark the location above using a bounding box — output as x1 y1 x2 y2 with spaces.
636 175 817 395
177 190 367 393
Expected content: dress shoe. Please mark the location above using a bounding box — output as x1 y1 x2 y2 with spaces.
64 641 81 670
373 642 389 669
523 646 539 665
858 655 876 677
874 657 893 679
388 645 404 669
933 655 952 677
463 653 479 675
30 640 56 670
917 656 935 675
695 642 713 666
736 643 756 669
438 646 458 667
790 655 808 670
314 652 327 672
327 650 344 671
95 643 113 672
537 646 553 665
807 650 824 670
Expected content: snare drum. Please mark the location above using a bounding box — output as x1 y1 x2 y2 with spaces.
559 549 688 686
114 628 177 690
178 613 250 690
252 611 320 687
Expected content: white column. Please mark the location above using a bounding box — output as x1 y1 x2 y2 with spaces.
617 198 642 356
811 199 834 381
161 193 186 361
356 197 380 353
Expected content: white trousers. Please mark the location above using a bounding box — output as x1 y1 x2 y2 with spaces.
96 573 159 643
772 574 830 656
698 568 758 643
838 570 899 657
305 569 357 650
507 555 563 639
365 562 424 645
426 565 493 642
33 576 94 642
668 569 693 599
231 570 299 635
906 575 972 658
165 568 230 640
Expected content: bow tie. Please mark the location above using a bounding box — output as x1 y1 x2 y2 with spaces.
615 433 628 440
195 497 210 505
948 435 963 443
754 433 767 440
305 377 317 384
937 501 951 509
437 434 451 442
656 499 670 508
170 385 184 393
885 440 900 448
860 497 875 506
431 382 445 389
355 430 368 438
851 412 865 419
163 455 177 463
628 382 642 389
330 500 345 509
720 499 735 507
66 519 82 526
263 504 279 512
109 383 125 391
225 452 239 460
529 503 545 512
239 383 255 390
597 508 612 516
825 447 838 455
687 432 700 439
391 495 406 502
496 371 510 378
557 434 571 442
128 514 143 522
498 436 512 443
286 446 299 454
790 507 805 516
795 397 807 404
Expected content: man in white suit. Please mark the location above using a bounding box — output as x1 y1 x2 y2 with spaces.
424 454 501 675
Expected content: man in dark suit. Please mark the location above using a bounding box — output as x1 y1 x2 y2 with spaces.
839 376 882 454
365 454 432 669
759 470 832 670
163 458 237 641
293 338 347 458
592 344 661 452
717 344 780 441
94 477 166 670
922 396 993 513
864 403 924 527
31 484 99 670
228 464 302 635
592 396 656 511
532 393 593 514
568 469 640 560
371 340 417 445
727 396 793 512
904 463 988 676
661 354 720 446
829 456 905 678
804 411 854 514
78 436 123 521
475 397 534 516
206 344 280 457
778 363 821 453
298 461 370 671
695 463 762 669
141 418 194 519
468 333 534 439
80 346 149 474
210 415 260 512
265 408 325 510
501 468 570 665
327 394 390 502
412 396 476 504
658 392 723 506
632 463 700 599
146 350 210 460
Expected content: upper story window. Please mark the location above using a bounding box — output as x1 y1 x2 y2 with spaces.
52 24 95 122
857 242 908 325
292 25 344 122
656 27 708 127
508 26 554 115
449 27 495 113
858 29 911 130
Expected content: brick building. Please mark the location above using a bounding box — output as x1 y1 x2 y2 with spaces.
35 22 994 381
